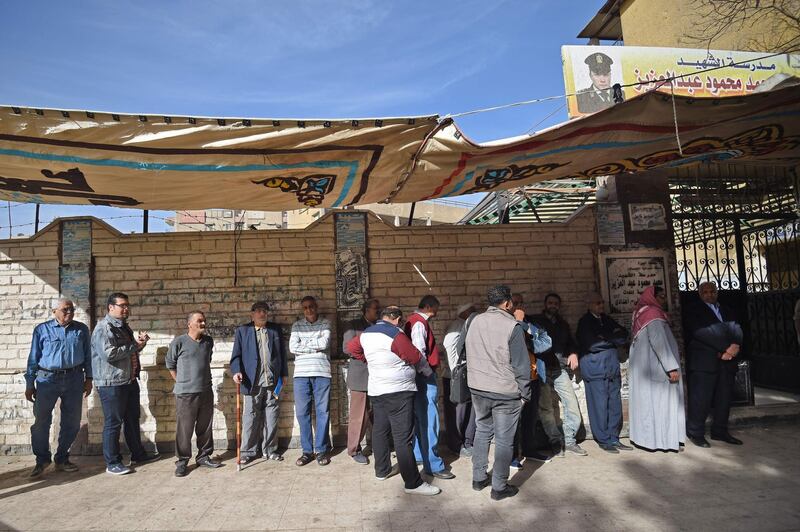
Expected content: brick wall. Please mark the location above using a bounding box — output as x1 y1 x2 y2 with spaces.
0 209 599 455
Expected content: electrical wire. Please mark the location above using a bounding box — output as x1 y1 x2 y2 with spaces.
444 51 786 119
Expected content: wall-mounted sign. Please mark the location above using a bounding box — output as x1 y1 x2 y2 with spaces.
597 203 626 246
599 250 670 319
629 203 667 231
562 45 800 119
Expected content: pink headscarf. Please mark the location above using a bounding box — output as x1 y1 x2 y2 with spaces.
631 285 669 340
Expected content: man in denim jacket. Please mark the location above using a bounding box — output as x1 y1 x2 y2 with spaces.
91 292 159 475
25 298 93 477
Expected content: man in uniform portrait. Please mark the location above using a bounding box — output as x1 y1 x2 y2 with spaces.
576 52 623 114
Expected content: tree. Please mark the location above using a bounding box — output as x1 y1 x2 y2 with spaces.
689 0 800 52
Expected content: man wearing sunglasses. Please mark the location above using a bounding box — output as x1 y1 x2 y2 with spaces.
25 299 92 478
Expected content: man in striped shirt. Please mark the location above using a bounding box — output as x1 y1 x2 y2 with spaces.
290 296 333 466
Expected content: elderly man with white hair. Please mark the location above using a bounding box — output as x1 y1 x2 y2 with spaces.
685 281 744 448
24 298 93 477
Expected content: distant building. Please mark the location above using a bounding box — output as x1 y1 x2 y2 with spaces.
166 200 472 232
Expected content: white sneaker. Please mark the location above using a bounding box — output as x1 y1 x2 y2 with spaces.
404 482 441 496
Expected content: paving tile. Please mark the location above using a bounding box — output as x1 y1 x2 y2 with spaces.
0 424 798 531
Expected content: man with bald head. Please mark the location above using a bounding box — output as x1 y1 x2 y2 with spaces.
25 298 93 477
166 311 221 477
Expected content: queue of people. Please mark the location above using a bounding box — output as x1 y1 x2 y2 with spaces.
23 281 744 499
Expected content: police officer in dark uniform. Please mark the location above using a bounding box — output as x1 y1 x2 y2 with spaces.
576 52 623 114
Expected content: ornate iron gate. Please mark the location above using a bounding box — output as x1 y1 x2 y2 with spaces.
671 171 799 392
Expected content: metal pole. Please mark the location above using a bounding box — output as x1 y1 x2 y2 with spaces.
407 202 416 226
34 204 40 233
143 210 149 233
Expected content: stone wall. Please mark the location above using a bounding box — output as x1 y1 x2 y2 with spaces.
0 208 599 455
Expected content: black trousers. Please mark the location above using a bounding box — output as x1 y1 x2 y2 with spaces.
456 400 476 448
687 369 736 438
175 389 214 464
514 379 541 458
371 391 423 490
444 375 477 451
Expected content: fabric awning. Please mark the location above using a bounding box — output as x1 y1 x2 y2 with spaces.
1 83 799 211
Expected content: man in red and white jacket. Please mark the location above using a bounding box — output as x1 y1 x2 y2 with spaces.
404 295 455 479
347 306 441 496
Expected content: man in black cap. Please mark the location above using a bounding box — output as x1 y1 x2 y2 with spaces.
576 52 623 114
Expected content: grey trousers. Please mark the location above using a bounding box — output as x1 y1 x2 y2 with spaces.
241 385 280 457
472 394 522 492
175 388 214 464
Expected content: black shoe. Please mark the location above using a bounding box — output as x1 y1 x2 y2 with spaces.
432 469 455 480
490 485 519 501
472 477 492 491
54 460 79 472
599 444 619 453
197 457 223 468
130 452 160 465
711 433 743 445
29 462 49 478
614 442 633 451
175 462 188 477
688 435 711 448
525 451 552 463
316 453 331 466
239 455 256 465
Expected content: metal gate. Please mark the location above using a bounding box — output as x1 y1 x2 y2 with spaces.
671 170 800 392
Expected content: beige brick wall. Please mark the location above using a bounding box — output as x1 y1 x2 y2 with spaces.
0 209 600 455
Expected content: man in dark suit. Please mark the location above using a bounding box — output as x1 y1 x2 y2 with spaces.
685 282 744 447
230 301 287 463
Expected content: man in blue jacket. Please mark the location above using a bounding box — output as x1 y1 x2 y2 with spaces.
576 293 630 454
25 298 93 477
230 301 287 464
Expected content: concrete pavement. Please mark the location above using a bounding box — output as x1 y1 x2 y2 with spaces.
0 423 798 531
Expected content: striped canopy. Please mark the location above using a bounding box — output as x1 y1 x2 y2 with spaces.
1 83 798 211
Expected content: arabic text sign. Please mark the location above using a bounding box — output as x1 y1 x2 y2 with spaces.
629 203 667 231
601 254 668 315
562 45 800 119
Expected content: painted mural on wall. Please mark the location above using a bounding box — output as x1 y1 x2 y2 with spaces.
59 219 93 324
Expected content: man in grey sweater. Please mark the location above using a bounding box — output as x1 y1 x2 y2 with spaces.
465 285 532 501
165 311 222 477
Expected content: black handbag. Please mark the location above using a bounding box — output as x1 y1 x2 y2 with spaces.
449 314 476 404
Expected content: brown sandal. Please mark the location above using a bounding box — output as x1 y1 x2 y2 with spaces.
316 453 330 466
295 453 314 467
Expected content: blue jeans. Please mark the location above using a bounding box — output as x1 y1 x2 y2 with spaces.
97 381 147 466
539 368 583 446
581 351 622 446
472 393 522 492
413 373 445 474
293 376 331 454
30 370 85 465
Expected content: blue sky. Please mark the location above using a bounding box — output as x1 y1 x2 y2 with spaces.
0 0 604 235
